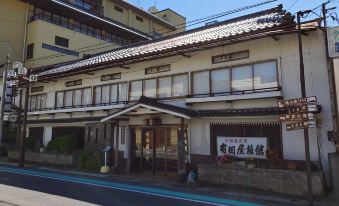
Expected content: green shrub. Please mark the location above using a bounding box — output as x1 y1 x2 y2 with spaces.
25 136 39 151
74 151 102 171
47 135 77 154
59 135 77 154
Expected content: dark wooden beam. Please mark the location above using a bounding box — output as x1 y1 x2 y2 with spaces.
119 65 130 69
84 72 95 75
270 35 279 41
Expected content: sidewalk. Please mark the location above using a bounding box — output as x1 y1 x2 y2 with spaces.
0 158 336 206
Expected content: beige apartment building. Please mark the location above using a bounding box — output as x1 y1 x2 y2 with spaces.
0 0 185 69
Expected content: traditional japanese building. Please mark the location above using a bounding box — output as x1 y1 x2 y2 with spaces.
12 5 337 194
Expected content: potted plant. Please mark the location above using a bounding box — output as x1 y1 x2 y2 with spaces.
215 154 234 166
246 157 256 169
287 161 297 170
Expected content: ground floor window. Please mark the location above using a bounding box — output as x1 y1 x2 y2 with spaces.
210 122 282 159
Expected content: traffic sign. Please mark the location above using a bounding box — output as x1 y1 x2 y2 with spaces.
279 113 314 121
286 120 316 131
278 96 317 108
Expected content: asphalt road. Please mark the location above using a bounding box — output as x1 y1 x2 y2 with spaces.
0 166 285 206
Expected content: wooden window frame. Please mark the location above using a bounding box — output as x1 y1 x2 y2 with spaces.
54 87 92 109
145 65 171 75
31 86 44 93
93 81 128 106
28 93 47 111
191 59 280 97
128 72 189 102
101 72 121 81
212 50 249 64
65 79 82 87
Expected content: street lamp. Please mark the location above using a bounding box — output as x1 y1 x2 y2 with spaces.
7 62 38 167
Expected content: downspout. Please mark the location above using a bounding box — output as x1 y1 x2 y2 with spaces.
22 0 29 63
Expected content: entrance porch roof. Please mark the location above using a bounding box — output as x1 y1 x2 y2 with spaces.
101 96 197 122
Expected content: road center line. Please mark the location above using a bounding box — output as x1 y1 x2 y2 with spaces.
0 166 264 206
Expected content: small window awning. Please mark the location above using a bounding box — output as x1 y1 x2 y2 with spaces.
101 96 197 122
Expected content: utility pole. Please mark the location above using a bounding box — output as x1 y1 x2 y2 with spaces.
297 11 313 206
0 54 10 146
19 83 29 167
322 3 339 150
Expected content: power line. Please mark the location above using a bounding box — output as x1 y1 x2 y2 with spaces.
26 0 277 64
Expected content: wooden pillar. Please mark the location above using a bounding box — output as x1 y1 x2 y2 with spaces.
114 121 119 168
152 129 156 176
177 118 186 174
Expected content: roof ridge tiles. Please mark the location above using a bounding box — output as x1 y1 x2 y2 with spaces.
36 5 298 79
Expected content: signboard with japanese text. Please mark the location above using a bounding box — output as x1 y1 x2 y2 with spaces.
278 96 317 108
328 26 339 58
286 120 316 131
287 104 318 114
217 137 267 159
279 113 314 121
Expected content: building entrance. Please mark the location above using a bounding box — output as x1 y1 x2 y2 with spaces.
130 127 183 175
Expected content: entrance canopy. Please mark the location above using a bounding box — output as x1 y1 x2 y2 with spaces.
101 96 197 122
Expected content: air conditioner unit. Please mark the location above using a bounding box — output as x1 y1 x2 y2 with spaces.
29 75 38 82
12 62 23 69
7 70 16 77
17 67 27 76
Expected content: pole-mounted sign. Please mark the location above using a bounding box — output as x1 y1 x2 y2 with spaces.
327 26 339 58
278 96 318 131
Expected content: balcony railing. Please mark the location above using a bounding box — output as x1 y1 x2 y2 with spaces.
27 87 282 113
59 0 104 16
29 14 130 46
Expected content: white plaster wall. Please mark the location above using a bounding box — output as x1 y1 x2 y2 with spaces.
25 30 336 171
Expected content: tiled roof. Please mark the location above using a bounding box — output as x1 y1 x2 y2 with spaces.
36 5 294 78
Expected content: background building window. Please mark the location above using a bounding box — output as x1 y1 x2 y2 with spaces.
114 5 123 13
26 44 34 60
55 36 69 48
136 16 144 22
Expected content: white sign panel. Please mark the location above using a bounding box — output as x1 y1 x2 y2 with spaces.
328 26 339 58
217 137 267 159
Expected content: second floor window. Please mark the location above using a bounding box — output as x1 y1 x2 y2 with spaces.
192 60 278 97
129 73 189 101
55 87 92 109
94 82 128 106
28 94 47 112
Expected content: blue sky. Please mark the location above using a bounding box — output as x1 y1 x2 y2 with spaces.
127 0 339 28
